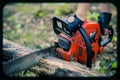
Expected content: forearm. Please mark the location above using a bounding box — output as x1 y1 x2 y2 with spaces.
75 3 90 21
99 3 111 13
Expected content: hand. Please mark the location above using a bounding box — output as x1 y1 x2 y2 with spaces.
103 28 112 35
98 12 112 35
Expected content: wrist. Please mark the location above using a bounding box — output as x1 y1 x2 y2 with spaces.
75 12 86 21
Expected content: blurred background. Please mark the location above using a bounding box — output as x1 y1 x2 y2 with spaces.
3 3 117 76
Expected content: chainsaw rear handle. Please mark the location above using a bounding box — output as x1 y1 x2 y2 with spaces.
100 27 113 46
53 17 72 37
79 27 93 68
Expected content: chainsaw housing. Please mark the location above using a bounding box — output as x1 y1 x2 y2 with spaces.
53 16 113 65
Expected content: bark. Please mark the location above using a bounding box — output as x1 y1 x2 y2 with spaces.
3 38 33 59
3 38 105 77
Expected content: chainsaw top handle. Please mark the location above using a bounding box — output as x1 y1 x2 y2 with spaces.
53 17 73 37
78 26 93 68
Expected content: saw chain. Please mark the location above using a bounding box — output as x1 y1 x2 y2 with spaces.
3 46 61 76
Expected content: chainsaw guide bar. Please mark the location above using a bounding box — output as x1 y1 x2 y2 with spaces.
3 46 61 76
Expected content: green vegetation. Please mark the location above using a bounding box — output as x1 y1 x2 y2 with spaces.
17 71 36 77
55 4 74 16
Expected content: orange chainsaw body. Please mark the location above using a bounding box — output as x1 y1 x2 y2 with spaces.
56 20 104 64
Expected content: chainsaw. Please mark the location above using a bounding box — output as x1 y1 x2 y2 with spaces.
53 16 113 68
3 15 113 76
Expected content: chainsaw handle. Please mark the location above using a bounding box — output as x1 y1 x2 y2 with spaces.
79 27 93 68
53 17 72 37
100 27 113 46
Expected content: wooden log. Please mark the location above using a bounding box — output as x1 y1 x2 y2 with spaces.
30 57 105 77
3 38 105 77
3 38 34 59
